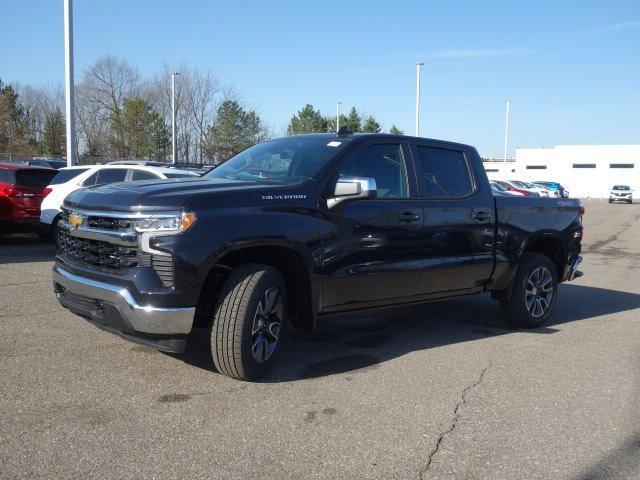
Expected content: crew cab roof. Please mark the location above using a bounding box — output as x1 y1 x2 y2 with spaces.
282 132 474 151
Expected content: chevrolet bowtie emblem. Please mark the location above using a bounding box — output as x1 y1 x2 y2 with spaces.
68 212 84 229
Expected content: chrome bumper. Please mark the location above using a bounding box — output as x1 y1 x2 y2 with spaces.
52 265 194 335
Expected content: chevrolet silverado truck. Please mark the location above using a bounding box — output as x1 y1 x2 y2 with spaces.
52 132 584 380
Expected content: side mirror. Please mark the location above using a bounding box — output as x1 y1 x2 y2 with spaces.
327 176 377 208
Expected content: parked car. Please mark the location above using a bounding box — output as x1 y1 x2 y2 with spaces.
609 185 633 204
0 164 57 237
52 133 584 381
27 158 69 170
511 180 550 197
532 181 568 198
494 180 540 197
40 164 199 243
490 180 525 196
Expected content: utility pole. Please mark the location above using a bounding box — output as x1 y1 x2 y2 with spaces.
63 0 76 167
503 100 511 162
415 62 424 137
171 72 179 164
336 102 341 132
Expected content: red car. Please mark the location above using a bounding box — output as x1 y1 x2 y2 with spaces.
0 164 57 237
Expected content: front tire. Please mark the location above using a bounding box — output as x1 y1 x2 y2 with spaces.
499 253 558 328
211 264 287 380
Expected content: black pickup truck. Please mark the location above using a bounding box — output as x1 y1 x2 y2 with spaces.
52 133 583 380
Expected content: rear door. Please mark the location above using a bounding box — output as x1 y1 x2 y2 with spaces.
320 140 425 308
411 142 495 293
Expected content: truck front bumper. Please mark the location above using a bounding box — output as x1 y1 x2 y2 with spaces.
53 265 195 353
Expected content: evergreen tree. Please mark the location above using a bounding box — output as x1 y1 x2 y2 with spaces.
343 107 361 132
110 98 169 159
40 108 66 156
361 115 381 133
0 79 36 156
389 124 404 135
325 114 349 133
287 104 328 134
204 100 266 163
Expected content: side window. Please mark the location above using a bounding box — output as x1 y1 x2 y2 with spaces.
132 169 160 181
416 146 473 198
338 143 409 198
94 169 128 185
82 171 99 186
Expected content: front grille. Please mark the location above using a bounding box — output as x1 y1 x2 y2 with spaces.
60 210 133 232
59 232 139 269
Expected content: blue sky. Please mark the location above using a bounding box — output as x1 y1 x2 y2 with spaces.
2 0 639 156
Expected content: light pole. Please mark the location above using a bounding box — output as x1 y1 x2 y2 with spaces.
336 102 341 132
171 72 179 164
503 100 511 162
63 0 76 167
415 62 424 137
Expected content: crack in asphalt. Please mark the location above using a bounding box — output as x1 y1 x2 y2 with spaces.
419 349 495 479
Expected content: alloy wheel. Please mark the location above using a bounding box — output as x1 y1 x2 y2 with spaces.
525 267 554 318
250 287 283 363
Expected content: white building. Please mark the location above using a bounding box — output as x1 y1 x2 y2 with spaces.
483 145 640 198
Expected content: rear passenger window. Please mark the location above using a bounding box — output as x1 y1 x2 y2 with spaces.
416 146 473 198
338 143 409 198
93 169 128 186
132 170 160 181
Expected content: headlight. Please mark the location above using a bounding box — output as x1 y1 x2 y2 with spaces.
132 212 196 233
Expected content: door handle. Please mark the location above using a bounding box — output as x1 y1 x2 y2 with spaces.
472 211 491 222
398 211 421 223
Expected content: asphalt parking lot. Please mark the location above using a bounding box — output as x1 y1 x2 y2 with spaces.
1 199 639 480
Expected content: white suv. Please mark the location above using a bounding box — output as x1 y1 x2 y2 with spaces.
609 185 633 204
40 164 199 241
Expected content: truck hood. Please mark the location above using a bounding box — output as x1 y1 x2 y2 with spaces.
63 177 271 212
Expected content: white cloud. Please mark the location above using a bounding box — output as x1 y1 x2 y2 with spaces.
592 21 640 33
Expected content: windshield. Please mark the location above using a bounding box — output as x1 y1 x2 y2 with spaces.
49 168 90 185
205 137 348 184
612 185 630 190
492 182 507 191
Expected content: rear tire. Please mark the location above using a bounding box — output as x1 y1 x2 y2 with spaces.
211 264 287 380
499 253 558 328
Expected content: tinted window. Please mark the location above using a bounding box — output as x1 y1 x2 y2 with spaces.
49 168 90 185
132 169 160 181
90 169 128 186
417 146 473 198
612 185 630 190
15 170 57 188
82 171 99 186
0 169 15 184
573 164 596 168
610 164 634 168
338 143 409 198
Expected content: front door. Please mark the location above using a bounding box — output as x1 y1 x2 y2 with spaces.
320 141 425 309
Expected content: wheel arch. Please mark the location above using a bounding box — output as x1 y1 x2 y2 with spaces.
194 241 317 332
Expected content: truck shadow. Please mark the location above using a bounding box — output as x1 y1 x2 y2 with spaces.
176 283 640 382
